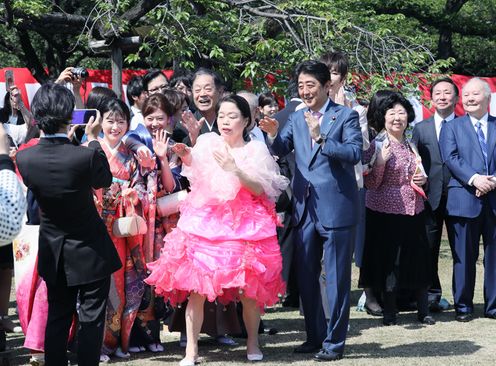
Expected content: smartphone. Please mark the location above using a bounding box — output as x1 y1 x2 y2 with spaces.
71 109 98 125
5 70 14 91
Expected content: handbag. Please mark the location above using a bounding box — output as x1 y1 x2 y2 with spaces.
156 189 188 217
112 191 147 238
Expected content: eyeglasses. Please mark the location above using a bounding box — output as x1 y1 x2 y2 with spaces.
147 84 168 94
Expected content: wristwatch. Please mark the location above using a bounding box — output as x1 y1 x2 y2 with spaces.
315 134 326 145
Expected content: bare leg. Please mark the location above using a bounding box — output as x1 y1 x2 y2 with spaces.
184 293 206 361
240 296 261 356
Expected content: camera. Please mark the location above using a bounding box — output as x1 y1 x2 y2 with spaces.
71 67 89 79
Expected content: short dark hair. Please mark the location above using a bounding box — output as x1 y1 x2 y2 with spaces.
100 98 131 131
367 90 395 131
171 75 192 91
176 91 190 110
191 68 224 91
217 94 253 133
32 83 75 135
142 91 182 119
143 69 169 91
319 51 349 81
126 76 144 106
258 92 277 108
373 92 416 132
286 79 299 99
429 77 459 97
295 60 330 86
86 87 117 111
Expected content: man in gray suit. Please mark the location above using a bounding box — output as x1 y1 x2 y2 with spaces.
412 77 459 311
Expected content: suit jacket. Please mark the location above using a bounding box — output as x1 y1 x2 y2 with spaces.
16 138 122 286
412 116 452 211
439 114 496 218
273 99 302 131
270 100 362 228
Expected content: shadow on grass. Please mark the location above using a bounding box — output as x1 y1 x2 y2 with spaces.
345 340 481 358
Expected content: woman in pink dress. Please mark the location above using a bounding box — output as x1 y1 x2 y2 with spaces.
145 95 287 365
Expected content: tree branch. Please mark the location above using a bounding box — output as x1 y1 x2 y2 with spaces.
17 30 49 83
121 0 164 25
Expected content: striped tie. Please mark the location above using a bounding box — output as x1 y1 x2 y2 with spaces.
476 121 488 173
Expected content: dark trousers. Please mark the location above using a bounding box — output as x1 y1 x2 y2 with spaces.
424 195 448 304
294 209 354 355
277 211 299 301
45 273 110 366
447 203 496 315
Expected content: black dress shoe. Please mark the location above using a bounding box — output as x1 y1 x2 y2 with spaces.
264 327 278 335
382 318 397 326
382 313 397 326
365 302 383 316
294 342 321 354
455 312 473 322
428 301 442 313
314 349 343 362
418 315 436 325
484 313 496 319
282 297 300 308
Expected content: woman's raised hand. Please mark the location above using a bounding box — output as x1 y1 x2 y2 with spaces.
171 143 191 158
85 110 102 142
213 144 238 172
136 147 156 169
153 129 169 161
259 117 279 138
376 141 391 166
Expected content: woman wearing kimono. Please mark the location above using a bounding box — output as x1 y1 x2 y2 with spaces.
125 91 189 353
92 98 149 359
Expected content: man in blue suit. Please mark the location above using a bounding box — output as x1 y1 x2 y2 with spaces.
260 60 362 361
440 77 496 322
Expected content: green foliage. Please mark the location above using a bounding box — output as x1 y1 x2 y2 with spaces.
0 0 494 103
11 0 50 16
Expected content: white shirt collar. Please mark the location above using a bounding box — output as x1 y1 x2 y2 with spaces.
42 133 68 139
468 112 488 126
102 139 122 154
434 111 455 124
131 105 142 115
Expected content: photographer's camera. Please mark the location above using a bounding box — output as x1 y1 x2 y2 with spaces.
71 67 89 79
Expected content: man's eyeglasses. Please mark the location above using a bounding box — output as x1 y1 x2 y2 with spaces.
147 84 168 94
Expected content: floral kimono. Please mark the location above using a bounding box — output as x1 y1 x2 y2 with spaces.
94 138 149 355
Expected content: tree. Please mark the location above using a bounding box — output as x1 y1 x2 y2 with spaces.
0 0 163 83
2 1 493 98
362 0 496 75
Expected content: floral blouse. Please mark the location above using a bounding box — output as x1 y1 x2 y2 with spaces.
364 138 425 216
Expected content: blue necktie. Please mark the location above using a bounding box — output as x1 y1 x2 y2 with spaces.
476 121 488 173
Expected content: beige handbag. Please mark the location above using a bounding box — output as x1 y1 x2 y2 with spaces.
156 189 188 217
112 195 147 238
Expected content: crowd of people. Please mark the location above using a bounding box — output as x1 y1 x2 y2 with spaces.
0 51 495 366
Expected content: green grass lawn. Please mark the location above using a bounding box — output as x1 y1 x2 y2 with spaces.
7 240 495 365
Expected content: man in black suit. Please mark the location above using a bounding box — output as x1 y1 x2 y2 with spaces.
412 77 459 312
16 83 122 366
271 80 302 308
180 68 222 146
